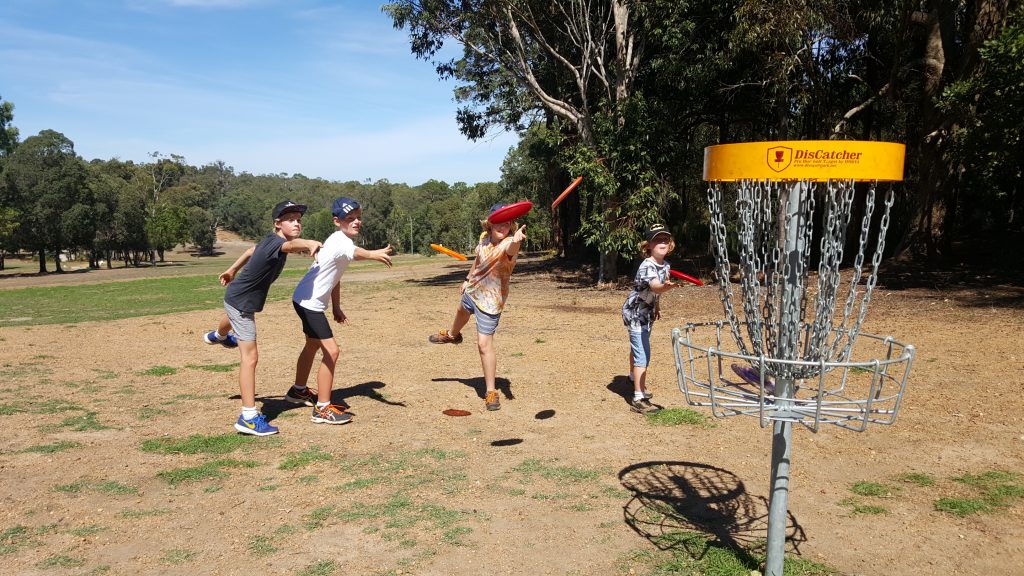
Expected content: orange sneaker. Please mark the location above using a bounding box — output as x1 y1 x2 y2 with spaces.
428 329 463 344
485 390 501 411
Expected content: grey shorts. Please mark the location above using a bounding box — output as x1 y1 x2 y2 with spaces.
461 293 501 336
224 301 257 342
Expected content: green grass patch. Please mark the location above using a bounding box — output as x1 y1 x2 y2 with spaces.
838 497 888 515
138 407 170 418
22 440 81 454
67 525 106 537
941 469 1024 513
37 554 85 568
279 446 333 470
186 362 238 373
625 530 835 576
141 433 263 455
0 256 428 327
935 497 991 517
304 506 338 531
53 480 138 496
849 481 896 497
441 526 472 546
44 411 110 432
298 560 339 576
894 472 935 487
513 458 601 483
141 365 177 376
0 404 24 416
645 408 712 427
119 508 170 519
248 535 278 556
157 458 260 486
161 548 197 564
340 477 382 491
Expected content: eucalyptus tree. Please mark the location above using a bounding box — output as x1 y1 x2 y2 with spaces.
386 0 649 280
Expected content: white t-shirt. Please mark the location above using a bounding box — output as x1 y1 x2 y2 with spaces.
292 230 356 312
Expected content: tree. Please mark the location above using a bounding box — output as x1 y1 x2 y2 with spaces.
2 130 89 273
0 95 18 157
386 0 648 281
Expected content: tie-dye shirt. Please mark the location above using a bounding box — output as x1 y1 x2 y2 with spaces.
465 235 517 315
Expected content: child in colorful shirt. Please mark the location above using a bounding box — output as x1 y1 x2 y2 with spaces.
428 202 526 411
621 224 679 414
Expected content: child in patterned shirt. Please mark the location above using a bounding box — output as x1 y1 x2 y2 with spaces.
428 202 527 411
621 224 679 414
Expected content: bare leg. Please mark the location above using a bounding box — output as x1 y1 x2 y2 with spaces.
478 333 496 393
632 365 647 395
316 338 340 403
450 306 471 338
238 340 259 408
294 337 320 387
217 315 233 338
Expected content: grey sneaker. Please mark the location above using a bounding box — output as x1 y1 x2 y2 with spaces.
311 404 352 425
285 386 316 406
642 390 653 400
630 398 661 414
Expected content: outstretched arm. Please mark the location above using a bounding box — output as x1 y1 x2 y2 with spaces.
506 225 527 259
219 246 255 285
281 238 322 259
354 244 394 268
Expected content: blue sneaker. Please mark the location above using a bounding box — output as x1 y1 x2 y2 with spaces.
234 413 278 436
203 330 238 348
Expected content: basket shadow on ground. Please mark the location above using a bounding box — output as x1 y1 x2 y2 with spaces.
242 380 405 421
430 376 514 402
619 461 806 563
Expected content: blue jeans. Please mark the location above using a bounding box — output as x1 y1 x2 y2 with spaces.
628 327 652 367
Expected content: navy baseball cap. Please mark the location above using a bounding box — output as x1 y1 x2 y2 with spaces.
332 197 361 218
272 200 307 220
645 224 672 242
489 202 508 216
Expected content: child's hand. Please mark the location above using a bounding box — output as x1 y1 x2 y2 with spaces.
333 307 347 324
218 271 235 286
308 240 322 259
512 225 527 244
375 244 394 268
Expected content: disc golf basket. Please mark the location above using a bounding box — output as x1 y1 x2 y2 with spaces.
672 141 915 576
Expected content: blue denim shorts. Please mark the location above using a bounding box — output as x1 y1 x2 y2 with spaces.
628 327 652 367
460 293 501 336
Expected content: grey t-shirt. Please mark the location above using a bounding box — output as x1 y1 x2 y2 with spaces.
621 258 670 331
224 234 287 313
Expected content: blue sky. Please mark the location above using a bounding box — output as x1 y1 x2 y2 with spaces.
0 0 520 185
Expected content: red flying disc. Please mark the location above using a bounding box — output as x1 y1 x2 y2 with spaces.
488 201 533 224
670 269 704 286
551 176 583 210
442 409 471 417
430 243 468 261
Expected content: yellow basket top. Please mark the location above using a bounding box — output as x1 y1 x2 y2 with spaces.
703 141 905 182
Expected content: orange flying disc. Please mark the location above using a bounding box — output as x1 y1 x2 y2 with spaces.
551 176 583 209
430 244 468 261
670 269 704 286
442 409 471 417
488 201 533 224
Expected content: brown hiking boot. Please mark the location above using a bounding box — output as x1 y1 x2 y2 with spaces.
484 390 501 411
428 329 463 344
630 398 661 414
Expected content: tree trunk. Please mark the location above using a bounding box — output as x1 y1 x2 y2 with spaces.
37 248 47 274
598 249 618 284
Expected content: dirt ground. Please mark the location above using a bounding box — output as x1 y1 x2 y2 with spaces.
1 243 1022 576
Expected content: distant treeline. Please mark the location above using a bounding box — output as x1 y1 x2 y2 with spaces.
0 129 552 273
